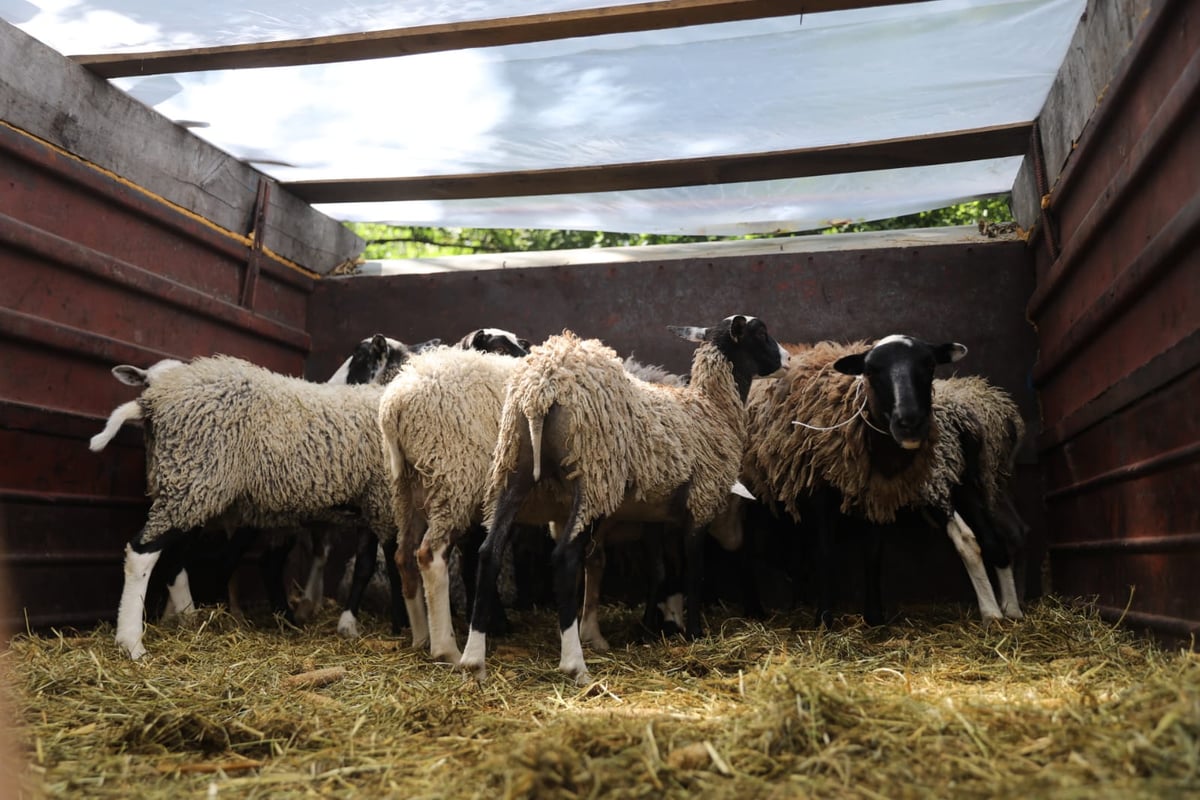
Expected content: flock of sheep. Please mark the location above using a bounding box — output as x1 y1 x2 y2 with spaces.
90 314 1027 684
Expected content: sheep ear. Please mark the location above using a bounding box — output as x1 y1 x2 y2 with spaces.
518 338 532 351
934 342 968 364
369 334 389 358
728 315 748 341
413 338 441 352
668 325 707 343
112 365 150 386
833 352 868 375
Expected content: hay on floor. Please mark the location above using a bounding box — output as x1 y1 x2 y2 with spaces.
5 597 1199 799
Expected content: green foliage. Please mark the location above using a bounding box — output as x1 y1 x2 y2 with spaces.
346 196 1012 260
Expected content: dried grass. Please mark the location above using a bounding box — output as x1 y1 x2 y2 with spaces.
6 597 1199 799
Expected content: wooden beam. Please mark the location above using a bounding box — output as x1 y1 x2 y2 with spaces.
280 122 1032 204
72 0 931 78
0 20 364 273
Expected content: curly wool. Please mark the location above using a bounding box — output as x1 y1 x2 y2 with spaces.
378 347 522 546
136 355 391 541
486 331 745 538
744 341 1023 525
932 375 1025 508
743 341 945 524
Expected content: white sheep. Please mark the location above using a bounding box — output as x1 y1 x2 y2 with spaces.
741 336 1026 627
92 334 414 628
111 355 394 659
460 315 788 685
376 346 527 662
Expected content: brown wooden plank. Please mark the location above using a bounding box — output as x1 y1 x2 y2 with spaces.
72 0 930 78
1 21 363 274
281 123 1031 203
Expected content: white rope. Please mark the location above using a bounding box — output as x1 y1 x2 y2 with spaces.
792 376 891 437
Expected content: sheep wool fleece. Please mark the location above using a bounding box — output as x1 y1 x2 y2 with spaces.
136 355 389 540
486 331 746 538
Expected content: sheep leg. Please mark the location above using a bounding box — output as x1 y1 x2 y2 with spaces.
579 531 610 651
944 511 1003 624
395 519 429 649
417 523 462 664
953 487 1024 621
807 488 840 629
862 524 884 626
220 527 259 620
458 524 509 635
462 461 537 684
338 530 379 638
115 512 183 660
260 535 297 625
683 521 705 640
297 528 331 622
553 505 594 686
380 537 410 635
164 567 195 620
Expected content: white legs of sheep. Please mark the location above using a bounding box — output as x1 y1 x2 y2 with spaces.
115 545 160 660
945 511 1004 624
996 565 1024 620
161 568 196 620
420 545 460 663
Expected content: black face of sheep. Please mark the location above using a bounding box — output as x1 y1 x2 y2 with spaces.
345 334 414 385
833 335 967 449
669 315 787 400
457 328 532 358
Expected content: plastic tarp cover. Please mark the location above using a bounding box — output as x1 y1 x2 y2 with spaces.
3 0 1084 234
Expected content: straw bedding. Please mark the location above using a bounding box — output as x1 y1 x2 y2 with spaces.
6 598 1198 798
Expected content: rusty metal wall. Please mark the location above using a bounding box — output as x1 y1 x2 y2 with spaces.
0 123 315 629
309 231 1042 614
1027 2 1200 638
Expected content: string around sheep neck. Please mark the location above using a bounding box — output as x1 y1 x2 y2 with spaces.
792 375 891 436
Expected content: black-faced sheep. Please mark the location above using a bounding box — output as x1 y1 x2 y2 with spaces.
460 315 788 685
742 335 1025 627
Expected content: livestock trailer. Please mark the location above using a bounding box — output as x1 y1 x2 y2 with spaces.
3 1 1199 796
0 1 1195 640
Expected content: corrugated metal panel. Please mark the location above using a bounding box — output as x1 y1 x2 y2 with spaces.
0 123 316 630
1030 2 1200 637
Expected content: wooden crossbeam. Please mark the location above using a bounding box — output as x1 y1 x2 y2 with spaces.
280 122 1032 204
72 0 930 78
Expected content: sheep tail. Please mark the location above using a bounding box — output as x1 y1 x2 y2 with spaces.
528 413 544 482
384 431 405 482
89 400 143 452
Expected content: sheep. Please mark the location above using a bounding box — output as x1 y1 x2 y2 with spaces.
376 346 529 662
741 335 1026 627
455 328 532 357
327 334 441 386
91 334 418 628
460 315 788 685
110 355 395 659
376 346 689 662
335 328 532 641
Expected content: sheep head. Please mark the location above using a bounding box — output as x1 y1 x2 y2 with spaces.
833 334 967 449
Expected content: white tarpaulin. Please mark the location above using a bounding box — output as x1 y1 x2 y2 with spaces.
1 0 1084 234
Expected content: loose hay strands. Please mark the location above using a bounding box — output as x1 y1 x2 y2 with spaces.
4 598 1199 798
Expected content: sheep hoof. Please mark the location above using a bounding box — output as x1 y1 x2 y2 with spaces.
292 598 317 626
572 670 593 687
336 610 360 639
1003 606 1025 621
979 612 1003 629
583 635 611 653
460 658 487 684
117 638 146 660
432 647 463 665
